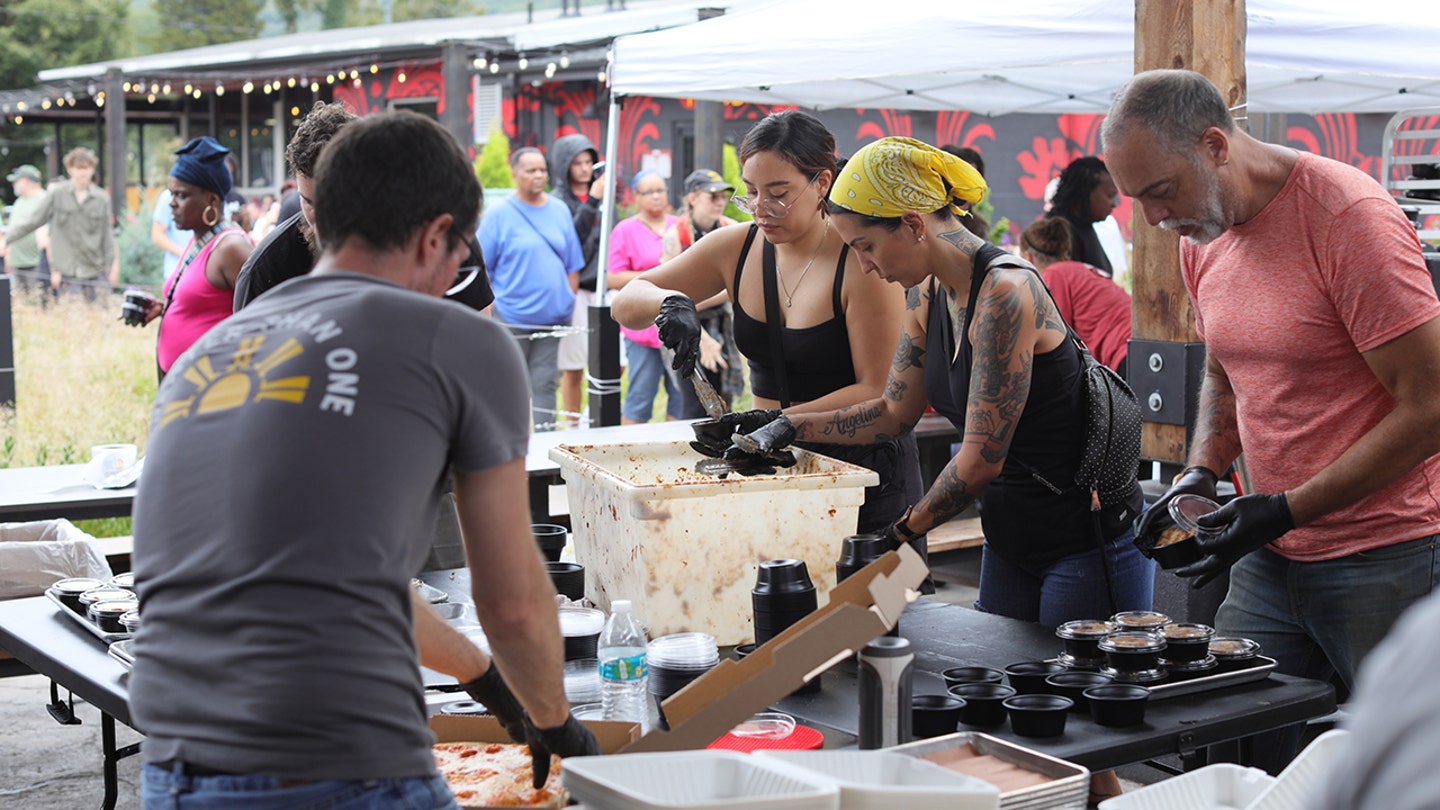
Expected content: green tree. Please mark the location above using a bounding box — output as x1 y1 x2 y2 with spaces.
0 0 130 91
148 0 262 49
474 128 512 190
721 142 751 223
273 0 300 32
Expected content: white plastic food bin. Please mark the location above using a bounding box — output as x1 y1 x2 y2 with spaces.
561 749 839 810
549 440 878 644
1098 764 1275 810
755 750 1001 810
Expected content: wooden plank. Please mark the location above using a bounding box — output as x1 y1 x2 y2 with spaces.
927 517 985 554
1130 0 1247 463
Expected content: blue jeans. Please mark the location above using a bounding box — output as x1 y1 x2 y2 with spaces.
622 339 682 422
1216 533 1440 692
142 763 457 810
974 527 1156 626
1213 533 1438 774
503 323 561 433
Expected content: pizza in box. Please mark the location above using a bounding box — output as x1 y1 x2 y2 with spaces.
432 741 566 808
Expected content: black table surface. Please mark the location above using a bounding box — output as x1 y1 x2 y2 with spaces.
0 595 134 726
772 599 1336 771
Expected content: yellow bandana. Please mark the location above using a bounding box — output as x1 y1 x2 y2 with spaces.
829 137 987 218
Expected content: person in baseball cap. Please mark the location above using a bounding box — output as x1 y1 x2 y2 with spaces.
6 164 41 184
683 169 734 196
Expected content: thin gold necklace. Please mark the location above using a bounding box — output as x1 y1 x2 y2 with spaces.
777 218 830 308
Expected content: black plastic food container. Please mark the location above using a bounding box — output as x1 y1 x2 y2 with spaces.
911 694 966 739
1005 661 1069 694
1055 619 1114 667
941 665 1005 688
1085 683 1151 727
948 682 1015 727
1004 694 1073 737
1045 670 1114 712
1162 623 1215 663
51 578 104 612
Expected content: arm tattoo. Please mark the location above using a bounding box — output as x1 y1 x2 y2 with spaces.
818 402 883 439
885 377 907 402
965 279 1032 464
891 332 926 371
915 459 978 528
1023 272 1068 333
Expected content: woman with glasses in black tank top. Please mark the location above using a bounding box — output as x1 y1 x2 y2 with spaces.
611 111 925 561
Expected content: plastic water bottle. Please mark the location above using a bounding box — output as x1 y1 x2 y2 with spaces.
598 600 649 724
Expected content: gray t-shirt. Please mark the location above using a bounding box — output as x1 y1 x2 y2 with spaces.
129 271 530 781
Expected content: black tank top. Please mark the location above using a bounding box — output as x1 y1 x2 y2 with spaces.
732 225 857 403
922 243 1131 565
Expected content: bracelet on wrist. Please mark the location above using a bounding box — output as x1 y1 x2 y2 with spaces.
892 507 919 540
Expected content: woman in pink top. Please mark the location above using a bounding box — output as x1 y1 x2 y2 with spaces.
609 171 679 423
140 137 253 380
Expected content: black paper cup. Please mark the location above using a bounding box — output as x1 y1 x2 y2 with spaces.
912 694 966 739
949 683 1015 727
546 561 585 601
1004 661 1069 694
1085 684 1151 727
1004 694 1073 737
1045 671 1114 712
532 524 568 562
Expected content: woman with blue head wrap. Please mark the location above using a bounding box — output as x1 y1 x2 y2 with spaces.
138 136 254 380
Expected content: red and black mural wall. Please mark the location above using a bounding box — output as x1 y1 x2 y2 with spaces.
329 63 1431 238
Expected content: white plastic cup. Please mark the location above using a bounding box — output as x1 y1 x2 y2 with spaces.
91 444 138 478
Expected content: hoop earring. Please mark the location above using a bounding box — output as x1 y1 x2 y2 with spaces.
202 205 219 227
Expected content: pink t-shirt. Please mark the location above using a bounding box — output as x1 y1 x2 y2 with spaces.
609 214 677 349
1040 260 1132 372
158 228 247 372
1182 152 1440 561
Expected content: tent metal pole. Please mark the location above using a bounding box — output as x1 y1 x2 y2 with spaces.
585 62 623 428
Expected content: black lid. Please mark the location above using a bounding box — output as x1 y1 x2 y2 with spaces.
753 559 815 595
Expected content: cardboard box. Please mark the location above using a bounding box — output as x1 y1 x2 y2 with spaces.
622 543 930 753
428 714 639 754
549 440 879 645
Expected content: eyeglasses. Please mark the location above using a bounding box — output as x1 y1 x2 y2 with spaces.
731 174 819 220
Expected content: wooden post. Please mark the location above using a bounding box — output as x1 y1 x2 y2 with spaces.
1129 0 1246 463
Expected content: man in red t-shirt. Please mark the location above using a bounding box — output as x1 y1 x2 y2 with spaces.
1105 70 1440 770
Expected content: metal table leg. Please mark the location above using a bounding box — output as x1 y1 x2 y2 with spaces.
101 712 142 810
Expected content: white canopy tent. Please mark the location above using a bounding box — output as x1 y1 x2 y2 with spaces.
608 0 1440 115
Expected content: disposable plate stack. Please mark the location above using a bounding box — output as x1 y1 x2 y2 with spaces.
561 750 839 810
754 750 1001 810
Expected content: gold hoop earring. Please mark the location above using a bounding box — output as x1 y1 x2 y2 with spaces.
203 205 219 227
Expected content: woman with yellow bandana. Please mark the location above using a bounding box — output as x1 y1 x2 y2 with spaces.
612 112 924 556
735 137 1152 627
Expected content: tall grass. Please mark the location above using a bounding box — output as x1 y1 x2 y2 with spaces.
3 293 158 536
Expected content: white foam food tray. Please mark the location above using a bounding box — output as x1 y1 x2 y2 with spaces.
755 750 1000 810
561 750 838 810
1098 764 1274 810
1248 729 1349 810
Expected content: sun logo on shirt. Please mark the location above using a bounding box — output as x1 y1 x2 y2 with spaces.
158 335 311 427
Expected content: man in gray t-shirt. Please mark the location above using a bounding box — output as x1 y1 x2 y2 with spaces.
130 112 596 806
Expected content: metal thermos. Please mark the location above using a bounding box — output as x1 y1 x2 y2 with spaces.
857 636 914 749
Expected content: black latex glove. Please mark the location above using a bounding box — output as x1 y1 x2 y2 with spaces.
524 714 602 789
731 414 797 455
1132 465 1219 543
460 663 527 744
716 409 784 436
655 295 702 379
1174 493 1294 589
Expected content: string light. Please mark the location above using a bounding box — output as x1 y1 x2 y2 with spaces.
147 93 156 103
326 74 335 84
350 69 359 80
215 82 225 96
472 57 485 70
310 81 319 92
13 115 21 124
397 71 406 83
95 96 104 108
369 64 378 74
184 83 192 94
353 77 362 87
122 81 132 92
16 101 26 111
560 52 570 69
489 62 499 74
150 82 159 94
287 77 296 88
192 89 202 99
291 105 300 116
243 81 254 93
517 54 528 70
597 70 607 83
41 99 51 110
161 82 171 94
